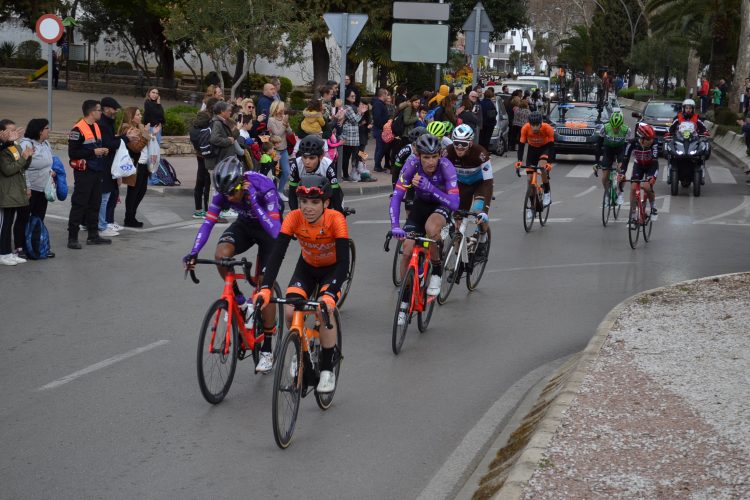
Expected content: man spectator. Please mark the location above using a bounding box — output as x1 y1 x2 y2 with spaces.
326 80 340 98
718 78 729 107
257 83 276 123
371 88 389 172
395 85 408 106
468 90 484 134
479 87 498 150
698 77 710 114
345 74 361 106
271 77 282 102
501 85 509 94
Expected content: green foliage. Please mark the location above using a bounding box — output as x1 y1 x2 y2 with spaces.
626 35 689 86
163 105 199 136
0 1 61 30
557 25 595 73
0 41 16 63
279 76 293 96
3 58 47 69
589 0 646 74
168 104 200 114
16 40 40 60
712 107 741 126
114 61 133 70
288 113 302 134
204 71 233 89
290 90 307 111
672 87 687 100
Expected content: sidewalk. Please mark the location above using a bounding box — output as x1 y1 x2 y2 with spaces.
469 273 750 499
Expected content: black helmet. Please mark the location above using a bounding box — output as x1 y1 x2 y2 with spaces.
213 156 245 195
415 133 441 154
409 126 427 143
298 135 325 156
529 111 543 126
296 174 332 200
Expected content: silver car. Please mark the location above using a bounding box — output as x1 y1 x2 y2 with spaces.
489 96 510 155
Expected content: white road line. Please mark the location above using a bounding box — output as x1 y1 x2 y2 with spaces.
354 218 502 224
566 165 595 178
486 261 635 273
44 214 202 233
661 195 671 214
345 192 391 203
707 167 737 184
546 217 574 222
38 340 170 391
574 186 597 198
694 195 750 224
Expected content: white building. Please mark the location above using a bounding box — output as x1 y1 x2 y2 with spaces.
487 28 546 75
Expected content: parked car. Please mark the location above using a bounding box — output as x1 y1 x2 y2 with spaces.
517 75 551 94
489 95 510 155
631 100 681 155
547 101 612 160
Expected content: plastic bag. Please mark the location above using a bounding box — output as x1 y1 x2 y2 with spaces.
147 136 160 173
111 139 137 179
44 175 56 202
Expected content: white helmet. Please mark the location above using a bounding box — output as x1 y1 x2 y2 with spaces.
451 123 475 143
682 98 696 108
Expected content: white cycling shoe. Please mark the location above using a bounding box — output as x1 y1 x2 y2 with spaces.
427 275 441 296
543 192 551 207
616 193 624 206
255 352 273 374
317 370 336 393
397 301 408 326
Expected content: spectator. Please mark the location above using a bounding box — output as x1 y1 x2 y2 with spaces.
501 85 509 94
402 95 421 138
698 77 710 114
142 88 165 143
428 84 450 110
267 100 293 200
415 106 428 128
200 85 223 111
301 98 326 137
237 99 265 141
742 78 750 116
319 85 334 120
512 99 530 148
52 50 59 89
457 97 480 138
0 119 33 265
383 93 398 171
737 117 750 157
345 74 361 106
118 107 151 228
711 83 722 110
507 91 522 151
479 88 497 150
257 83 276 123
18 118 55 257
395 85 408 106
207 101 240 172
443 94 458 127
718 78 729 107
468 90 484 132
529 88 544 112
371 88 390 172
271 77 282 101
189 111 225 222
326 79 340 98
358 99 372 157
99 97 136 237
340 90 368 181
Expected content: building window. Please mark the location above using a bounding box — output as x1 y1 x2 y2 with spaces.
522 45 528 53
511 30 516 37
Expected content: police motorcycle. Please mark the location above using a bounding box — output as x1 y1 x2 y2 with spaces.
663 121 711 197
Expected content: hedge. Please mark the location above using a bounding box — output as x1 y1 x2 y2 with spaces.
163 104 199 136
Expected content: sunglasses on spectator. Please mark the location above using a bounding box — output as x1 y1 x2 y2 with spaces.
453 140 471 149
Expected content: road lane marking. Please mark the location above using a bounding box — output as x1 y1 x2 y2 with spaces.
707 166 736 184
545 217 573 222
694 196 750 224
566 165 595 178
345 192 391 203
661 195 671 213
38 340 170 391
486 261 635 273
574 186 597 198
43 214 202 233
354 218 501 224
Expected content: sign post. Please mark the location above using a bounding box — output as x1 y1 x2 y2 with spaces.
462 2 494 89
35 14 64 129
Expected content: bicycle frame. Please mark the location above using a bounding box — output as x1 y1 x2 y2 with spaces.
525 166 545 210
630 180 649 224
405 239 433 313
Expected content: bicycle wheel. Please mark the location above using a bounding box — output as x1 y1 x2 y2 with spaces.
315 309 343 410
271 281 285 362
392 268 415 355
466 228 491 291
523 188 535 232
391 239 403 287
437 240 459 305
628 216 641 249
336 239 356 309
611 187 621 220
272 330 302 449
642 213 653 242
418 262 435 333
197 299 238 404
601 189 611 227
539 189 550 226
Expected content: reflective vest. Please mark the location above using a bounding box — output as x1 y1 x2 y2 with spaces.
71 119 104 171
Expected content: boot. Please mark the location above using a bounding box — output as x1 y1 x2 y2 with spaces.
87 231 112 245
68 229 82 250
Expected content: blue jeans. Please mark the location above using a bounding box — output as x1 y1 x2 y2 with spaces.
99 191 110 231
277 149 290 195
373 127 384 170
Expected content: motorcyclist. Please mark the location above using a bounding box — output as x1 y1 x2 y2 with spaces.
668 98 708 136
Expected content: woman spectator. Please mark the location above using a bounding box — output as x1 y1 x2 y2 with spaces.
358 99 373 157
301 99 326 137
118 107 151 228
267 100 293 200
200 85 224 111
402 95 421 138
457 97 480 138
0 119 33 265
341 90 368 181
142 88 165 143
507 91 522 151
512 98 531 150
382 93 397 171
237 98 266 139
207 101 241 171
18 119 54 257
443 94 459 127
319 85 334 121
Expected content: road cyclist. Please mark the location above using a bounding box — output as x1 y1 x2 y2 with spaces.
515 111 554 220
288 135 344 213
426 120 455 151
184 156 282 374
391 126 427 189
623 123 660 221
254 175 349 394
594 110 631 206
389 133 459 325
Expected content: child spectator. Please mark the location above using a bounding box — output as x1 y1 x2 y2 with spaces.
415 106 428 128
258 141 278 177
301 99 325 137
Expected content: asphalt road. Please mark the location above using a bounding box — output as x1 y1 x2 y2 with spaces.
1 141 749 499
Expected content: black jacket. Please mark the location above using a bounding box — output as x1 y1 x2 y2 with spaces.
143 99 165 127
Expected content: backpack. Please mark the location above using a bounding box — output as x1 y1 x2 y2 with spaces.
381 119 395 143
196 126 215 158
24 215 50 260
151 158 181 186
425 105 442 122
391 110 406 137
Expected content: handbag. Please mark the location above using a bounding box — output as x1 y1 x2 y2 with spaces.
147 136 160 173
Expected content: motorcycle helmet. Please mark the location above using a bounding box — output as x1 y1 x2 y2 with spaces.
298 135 325 157
528 111 544 126
426 120 448 139
609 111 624 129
415 133 441 155
451 124 475 143
213 156 245 195
682 98 696 117
636 123 655 140
296 174 332 200
408 126 427 143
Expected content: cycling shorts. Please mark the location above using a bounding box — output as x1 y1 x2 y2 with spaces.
526 147 551 169
458 179 493 212
403 200 451 234
602 145 626 170
218 218 276 271
286 257 341 300
631 163 658 181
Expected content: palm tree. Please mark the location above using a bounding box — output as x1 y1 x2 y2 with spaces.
557 25 595 74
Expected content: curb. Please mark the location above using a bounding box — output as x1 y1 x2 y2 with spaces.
483 271 750 499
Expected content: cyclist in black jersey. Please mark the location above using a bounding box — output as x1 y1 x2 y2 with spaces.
288 135 344 213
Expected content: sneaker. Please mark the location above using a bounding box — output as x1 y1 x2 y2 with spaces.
11 252 26 264
427 275 441 296
99 227 119 237
543 192 551 207
108 223 122 232
316 370 336 393
397 301 409 326
526 209 534 221
222 208 238 218
616 193 624 206
289 354 298 379
216 216 229 224
650 207 658 220
192 210 206 219
0 254 17 266
278 192 289 202
67 240 82 250
255 352 274 374
123 219 144 228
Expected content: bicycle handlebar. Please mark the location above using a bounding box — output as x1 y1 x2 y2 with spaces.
343 207 356 217
264 296 333 329
384 231 436 252
184 257 253 285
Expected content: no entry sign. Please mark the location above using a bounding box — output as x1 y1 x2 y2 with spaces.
35 14 64 44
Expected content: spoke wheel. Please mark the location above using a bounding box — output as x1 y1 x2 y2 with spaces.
392 268 415 355
466 228 491 291
272 331 301 449
601 188 611 227
539 190 550 226
437 241 459 305
336 239 356 308
523 189 535 232
391 239 403 287
315 309 343 410
642 213 653 242
628 215 641 249
197 299 238 404
612 187 621 220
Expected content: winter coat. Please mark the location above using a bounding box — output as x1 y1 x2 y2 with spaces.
206 116 238 170
17 138 52 192
301 110 325 135
0 143 31 208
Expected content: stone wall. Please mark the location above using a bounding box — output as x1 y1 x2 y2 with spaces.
49 132 194 156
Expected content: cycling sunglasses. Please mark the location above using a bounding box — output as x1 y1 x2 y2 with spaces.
296 185 325 196
453 140 471 149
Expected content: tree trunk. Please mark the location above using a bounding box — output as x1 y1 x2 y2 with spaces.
230 56 247 100
311 38 330 88
730 0 750 111
159 36 175 84
686 47 700 98
233 50 245 86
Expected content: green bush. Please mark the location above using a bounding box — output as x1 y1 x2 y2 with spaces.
279 76 293 96
163 105 200 136
115 61 132 70
288 113 302 134
713 107 741 126
204 71 233 89
290 90 307 111
671 87 687 100
4 58 47 69
246 73 270 91
16 40 41 60
0 41 16 64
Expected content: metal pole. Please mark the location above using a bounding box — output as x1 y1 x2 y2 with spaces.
435 0 445 89
337 13 348 178
471 4 481 89
47 43 53 129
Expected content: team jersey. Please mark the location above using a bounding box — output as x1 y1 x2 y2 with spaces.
445 144 493 184
519 123 555 148
280 209 349 268
600 123 632 148
389 155 459 228
623 138 659 172
189 171 281 255
394 144 414 167
288 156 343 212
